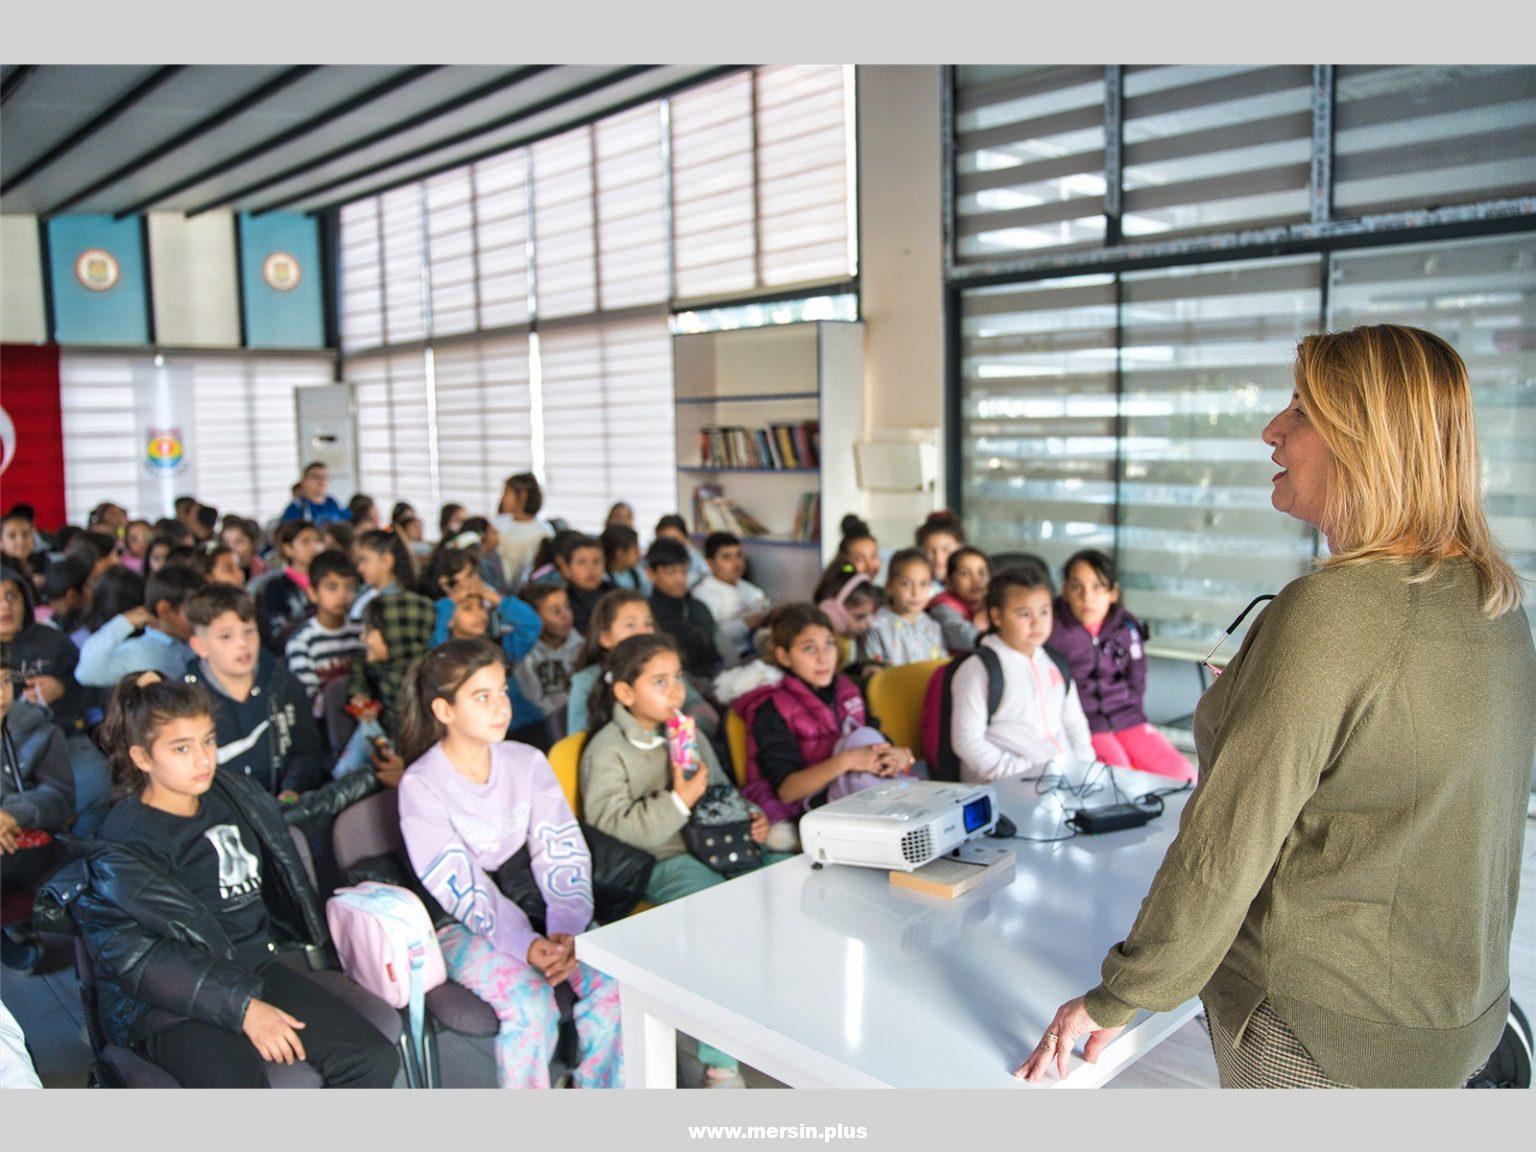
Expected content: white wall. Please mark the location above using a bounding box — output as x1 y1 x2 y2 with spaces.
0 214 47 344
147 211 241 347
855 66 947 547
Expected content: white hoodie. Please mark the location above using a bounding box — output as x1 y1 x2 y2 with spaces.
951 634 1094 783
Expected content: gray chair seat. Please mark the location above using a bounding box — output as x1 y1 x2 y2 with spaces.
425 982 499 1037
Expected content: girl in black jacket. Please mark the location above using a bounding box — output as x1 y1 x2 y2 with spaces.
45 672 398 1088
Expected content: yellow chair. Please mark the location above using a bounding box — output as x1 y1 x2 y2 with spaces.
865 657 950 760
547 732 588 820
548 730 656 916
725 710 749 787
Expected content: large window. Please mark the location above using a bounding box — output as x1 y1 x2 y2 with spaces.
59 351 331 526
950 65 1536 655
336 65 855 533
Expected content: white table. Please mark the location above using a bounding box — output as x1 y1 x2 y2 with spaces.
577 770 1201 1089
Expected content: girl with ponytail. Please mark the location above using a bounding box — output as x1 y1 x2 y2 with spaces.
395 639 622 1090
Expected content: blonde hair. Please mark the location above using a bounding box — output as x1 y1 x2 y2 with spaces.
1293 324 1524 618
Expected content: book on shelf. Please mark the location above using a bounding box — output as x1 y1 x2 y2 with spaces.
697 421 820 470
691 484 772 537
790 492 820 543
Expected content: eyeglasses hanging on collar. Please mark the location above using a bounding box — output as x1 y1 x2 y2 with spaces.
1201 595 1276 679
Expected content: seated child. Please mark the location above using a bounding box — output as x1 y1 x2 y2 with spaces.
951 566 1095 784
41 556 93 646
734 605 914 852
262 520 323 651
1 657 75 973
646 538 721 682
835 515 882 582
199 543 247 588
601 525 651 596
48 673 399 1088
120 519 154 574
77 563 205 685
397 639 622 1089
461 516 511 596
513 583 583 735
348 586 436 744
285 549 365 705
183 585 327 802
652 514 709 589
580 633 781 1088
566 589 716 738
864 548 946 667
1047 549 1194 782
915 511 967 602
692 532 771 669
552 532 611 635
350 529 416 623
813 563 884 670
927 547 991 655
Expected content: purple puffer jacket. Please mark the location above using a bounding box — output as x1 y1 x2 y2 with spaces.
1045 600 1148 734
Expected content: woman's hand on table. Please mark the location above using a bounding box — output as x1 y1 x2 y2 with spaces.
1014 995 1123 1083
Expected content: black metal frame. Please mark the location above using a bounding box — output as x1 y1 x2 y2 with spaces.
115 66 442 219
1 65 37 106
191 65 557 218
42 66 322 219
943 64 1536 525
2 66 183 196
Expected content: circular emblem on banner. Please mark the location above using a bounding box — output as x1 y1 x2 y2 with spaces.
75 248 121 292
0 405 15 478
145 428 185 474
262 252 301 292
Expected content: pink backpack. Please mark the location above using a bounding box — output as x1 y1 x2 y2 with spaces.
326 881 446 1079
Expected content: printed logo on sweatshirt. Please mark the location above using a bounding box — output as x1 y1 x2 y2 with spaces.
423 847 496 937
532 819 591 901
204 824 262 903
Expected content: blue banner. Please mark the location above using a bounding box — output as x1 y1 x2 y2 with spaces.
240 212 324 348
46 215 150 345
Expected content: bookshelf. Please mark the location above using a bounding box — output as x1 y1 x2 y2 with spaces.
673 320 864 604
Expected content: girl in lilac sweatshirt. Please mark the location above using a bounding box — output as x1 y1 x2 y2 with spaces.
397 638 622 1089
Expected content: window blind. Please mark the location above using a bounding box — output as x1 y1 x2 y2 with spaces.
1334 65 1536 218
960 274 1120 577
756 64 853 287
670 71 757 300
425 169 478 338
1329 231 1536 642
595 104 669 309
338 199 383 353
538 315 675 534
472 150 531 330
379 187 427 345
351 349 435 517
1121 65 1313 240
531 127 598 320
190 354 328 520
431 333 534 511
953 66 1109 261
58 353 140 527
1116 256 1320 650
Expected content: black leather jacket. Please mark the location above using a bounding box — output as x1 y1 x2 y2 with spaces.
38 770 335 1048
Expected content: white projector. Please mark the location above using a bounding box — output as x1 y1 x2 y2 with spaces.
799 779 999 872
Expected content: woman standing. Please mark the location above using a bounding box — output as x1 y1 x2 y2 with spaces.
1018 325 1536 1088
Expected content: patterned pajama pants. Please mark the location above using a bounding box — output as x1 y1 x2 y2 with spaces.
438 922 623 1089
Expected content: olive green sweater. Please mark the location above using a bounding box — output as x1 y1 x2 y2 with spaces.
579 703 737 862
1083 559 1536 1088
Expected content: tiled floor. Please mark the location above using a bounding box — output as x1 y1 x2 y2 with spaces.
6 820 1532 1090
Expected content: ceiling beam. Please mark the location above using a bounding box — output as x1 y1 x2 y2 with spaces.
185 65 556 217
293 66 743 218
41 66 322 218
114 65 442 219
1 65 37 106
2 66 184 196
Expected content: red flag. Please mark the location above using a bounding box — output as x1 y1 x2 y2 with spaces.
0 343 67 530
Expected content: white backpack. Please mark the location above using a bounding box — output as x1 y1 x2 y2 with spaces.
326 881 447 1081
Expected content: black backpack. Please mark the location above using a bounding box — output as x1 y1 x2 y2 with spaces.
929 643 1073 783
